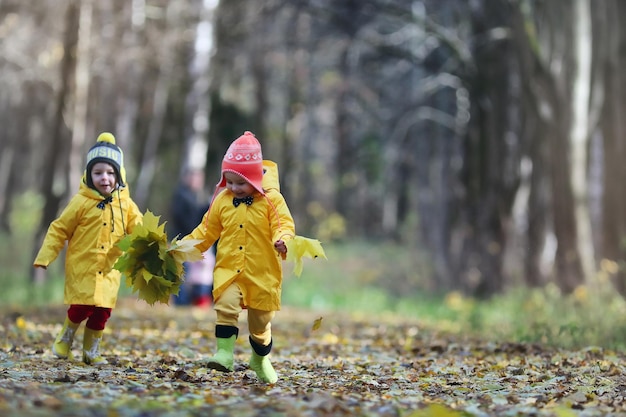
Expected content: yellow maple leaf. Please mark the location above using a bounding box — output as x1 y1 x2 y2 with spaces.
285 236 327 277
141 210 166 236
168 238 204 264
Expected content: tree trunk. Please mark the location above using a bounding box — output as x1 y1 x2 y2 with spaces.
278 6 306 206
250 26 268 137
512 1 585 294
524 114 551 287
110 0 144 156
180 2 215 174
569 0 594 282
134 2 179 207
0 119 16 233
598 0 626 296
448 0 519 297
549 115 584 293
334 47 354 219
68 0 93 193
30 0 79 283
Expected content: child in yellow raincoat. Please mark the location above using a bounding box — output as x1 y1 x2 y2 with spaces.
34 132 143 365
183 131 295 383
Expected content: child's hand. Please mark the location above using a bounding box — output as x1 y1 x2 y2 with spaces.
274 240 287 254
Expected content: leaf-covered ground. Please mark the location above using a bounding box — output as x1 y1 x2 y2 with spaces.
1 299 625 417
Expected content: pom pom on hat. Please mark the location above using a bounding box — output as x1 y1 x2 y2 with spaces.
86 132 125 188
97 132 116 144
218 131 264 194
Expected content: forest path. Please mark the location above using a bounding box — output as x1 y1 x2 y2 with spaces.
1 299 624 416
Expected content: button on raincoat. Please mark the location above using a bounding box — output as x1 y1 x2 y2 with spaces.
34 181 143 308
187 161 295 311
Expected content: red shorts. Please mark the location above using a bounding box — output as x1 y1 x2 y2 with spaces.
67 305 112 330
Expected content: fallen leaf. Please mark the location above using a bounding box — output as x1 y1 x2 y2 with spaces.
312 317 323 331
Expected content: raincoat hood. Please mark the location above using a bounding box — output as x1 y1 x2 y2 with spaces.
261 160 280 192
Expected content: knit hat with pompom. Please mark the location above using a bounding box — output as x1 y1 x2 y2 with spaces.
217 131 264 195
85 132 125 188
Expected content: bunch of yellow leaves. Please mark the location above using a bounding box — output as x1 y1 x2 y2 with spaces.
285 235 327 277
114 211 203 305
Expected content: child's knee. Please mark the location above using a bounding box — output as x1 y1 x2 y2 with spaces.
248 309 274 345
214 284 244 322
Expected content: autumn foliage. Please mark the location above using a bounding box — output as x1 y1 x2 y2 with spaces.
114 211 203 305
2 301 625 416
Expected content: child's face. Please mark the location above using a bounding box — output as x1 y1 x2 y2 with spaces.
224 172 255 198
91 162 118 196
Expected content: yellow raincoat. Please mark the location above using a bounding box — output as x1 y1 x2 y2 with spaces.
187 160 295 311
34 180 143 308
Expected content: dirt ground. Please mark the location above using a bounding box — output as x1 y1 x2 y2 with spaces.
1 298 624 416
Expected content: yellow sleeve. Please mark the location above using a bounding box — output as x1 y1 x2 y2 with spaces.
33 195 83 267
125 198 144 233
267 190 295 244
184 198 221 253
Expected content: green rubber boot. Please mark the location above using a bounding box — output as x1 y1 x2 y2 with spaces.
249 351 278 383
82 328 108 365
204 325 239 372
52 317 80 359
249 337 278 384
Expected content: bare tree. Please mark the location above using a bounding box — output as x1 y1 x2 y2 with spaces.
30 0 79 282
134 0 192 207
68 0 93 193
511 1 586 293
596 0 626 296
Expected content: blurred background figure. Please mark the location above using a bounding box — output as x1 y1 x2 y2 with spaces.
169 168 214 307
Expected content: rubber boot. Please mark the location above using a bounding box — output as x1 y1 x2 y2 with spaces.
204 325 238 372
52 317 80 359
249 337 277 383
82 328 108 365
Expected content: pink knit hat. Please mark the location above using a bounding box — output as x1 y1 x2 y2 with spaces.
217 131 265 195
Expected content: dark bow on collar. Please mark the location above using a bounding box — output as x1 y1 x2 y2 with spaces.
97 195 113 209
233 195 254 207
